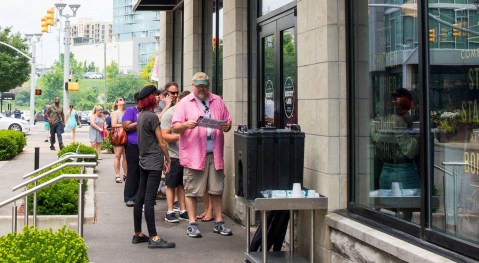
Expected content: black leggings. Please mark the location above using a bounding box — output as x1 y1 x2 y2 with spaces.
124 143 140 202
133 168 162 236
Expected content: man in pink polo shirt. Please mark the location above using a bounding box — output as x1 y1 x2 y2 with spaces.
172 72 233 238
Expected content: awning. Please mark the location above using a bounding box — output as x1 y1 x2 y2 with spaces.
132 0 180 11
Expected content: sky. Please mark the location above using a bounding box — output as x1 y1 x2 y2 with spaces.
0 0 113 67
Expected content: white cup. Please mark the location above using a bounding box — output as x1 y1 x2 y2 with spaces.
391 182 402 196
292 183 302 197
307 190 315 198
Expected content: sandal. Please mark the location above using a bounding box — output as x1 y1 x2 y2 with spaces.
115 177 122 183
201 216 213 222
196 213 206 220
123 175 127 181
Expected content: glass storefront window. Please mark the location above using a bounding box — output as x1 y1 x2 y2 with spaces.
352 0 421 224
350 0 479 258
173 7 183 88
428 1 479 246
258 0 294 17
203 0 223 95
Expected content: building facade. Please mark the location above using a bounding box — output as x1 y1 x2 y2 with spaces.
134 0 479 262
113 0 160 70
71 18 113 45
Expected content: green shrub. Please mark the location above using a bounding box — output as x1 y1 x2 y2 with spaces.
0 226 89 262
0 130 26 160
27 166 87 215
58 142 97 162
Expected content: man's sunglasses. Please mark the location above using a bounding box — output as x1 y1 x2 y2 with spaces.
167 91 179 95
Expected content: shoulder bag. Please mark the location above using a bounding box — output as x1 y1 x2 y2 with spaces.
110 126 127 145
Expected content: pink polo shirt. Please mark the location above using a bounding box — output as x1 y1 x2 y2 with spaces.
172 92 232 171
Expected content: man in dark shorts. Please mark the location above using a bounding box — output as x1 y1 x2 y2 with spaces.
161 85 188 223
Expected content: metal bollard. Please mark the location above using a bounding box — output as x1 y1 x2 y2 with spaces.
78 179 84 237
12 203 17 233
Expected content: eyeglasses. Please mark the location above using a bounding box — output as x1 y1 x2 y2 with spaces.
195 85 208 89
201 100 209 113
117 98 124 101
167 91 179 95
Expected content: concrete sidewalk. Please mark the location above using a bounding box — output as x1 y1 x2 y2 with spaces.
0 123 247 263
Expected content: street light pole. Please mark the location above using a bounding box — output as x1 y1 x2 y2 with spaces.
25 34 42 127
103 41 107 108
55 3 80 112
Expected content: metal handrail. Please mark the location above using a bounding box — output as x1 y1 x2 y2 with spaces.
13 162 97 191
23 154 96 179
0 174 97 237
16 159 96 227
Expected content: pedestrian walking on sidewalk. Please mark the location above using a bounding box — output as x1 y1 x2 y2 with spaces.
65 104 79 143
43 104 51 143
133 85 175 249
172 72 233 238
44 97 65 150
89 105 105 159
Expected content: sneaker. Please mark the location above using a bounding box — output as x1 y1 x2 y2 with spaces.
125 201 135 207
132 234 149 244
173 201 180 212
59 143 64 150
50 146 55 150
165 212 179 223
213 221 233 236
186 223 202 238
179 211 189 221
148 236 175 249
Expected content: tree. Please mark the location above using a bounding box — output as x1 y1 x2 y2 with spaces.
139 56 156 85
107 73 145 103
15 90 30 106
106 61 119 79
0 27 30 92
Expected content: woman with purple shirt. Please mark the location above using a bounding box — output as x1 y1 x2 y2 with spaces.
122 92 141 207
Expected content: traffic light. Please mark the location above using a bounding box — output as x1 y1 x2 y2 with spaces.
34 89 42 96
453 23 462 38
41 16 48 33
429 28 436 43
46 8 55 27
212 37 216 50
66 82 80 91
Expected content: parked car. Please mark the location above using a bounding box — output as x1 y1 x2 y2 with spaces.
80 111 90 125
35 112 45 122
0 113 30 133
83 72 103 79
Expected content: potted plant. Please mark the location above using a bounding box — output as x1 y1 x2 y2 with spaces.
431 110 473 142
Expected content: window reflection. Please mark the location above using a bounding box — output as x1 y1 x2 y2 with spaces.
259 0 294 17
263 35 275 127
203 0 223 95
353 0 421 224
429 1 479 244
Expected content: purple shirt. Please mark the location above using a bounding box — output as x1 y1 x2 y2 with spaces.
122 106 139 145
172 92 231 171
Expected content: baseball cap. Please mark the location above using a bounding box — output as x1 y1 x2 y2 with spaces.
138 85 161 100
102 110 109 114
192 72 209 86
392 88 413 101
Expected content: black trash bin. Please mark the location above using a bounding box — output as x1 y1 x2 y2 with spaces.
234 124 305 200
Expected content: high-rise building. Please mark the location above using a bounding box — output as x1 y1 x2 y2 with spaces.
113 0 160 71
71 18 113 45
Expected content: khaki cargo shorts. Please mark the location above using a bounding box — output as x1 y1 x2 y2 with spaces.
183 153 224 197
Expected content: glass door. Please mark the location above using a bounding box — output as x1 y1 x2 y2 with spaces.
259 13 296 128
